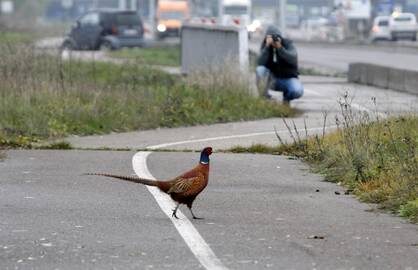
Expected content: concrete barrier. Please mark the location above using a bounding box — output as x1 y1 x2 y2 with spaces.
348 63 418 95
387 68 405 92
181 23 248 75
404 69 418 95
367 64 389 89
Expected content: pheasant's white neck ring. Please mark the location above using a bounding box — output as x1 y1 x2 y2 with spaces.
199 152 210 164
199 147 212 165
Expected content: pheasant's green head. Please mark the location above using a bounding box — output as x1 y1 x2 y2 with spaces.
200 147 213 164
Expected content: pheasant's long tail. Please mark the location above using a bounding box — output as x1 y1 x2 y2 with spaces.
84 173 159 187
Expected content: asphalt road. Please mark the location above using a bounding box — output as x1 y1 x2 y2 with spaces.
296 42 418 73
2 37 416 269
249 39 418 74
1 150 418 270
40 36 418 75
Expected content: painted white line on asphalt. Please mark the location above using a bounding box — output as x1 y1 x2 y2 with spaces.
304 88 322 96
147 131 275 150
132 152 228 270
351 103 386 118
133 124 338 269
148 125 337 150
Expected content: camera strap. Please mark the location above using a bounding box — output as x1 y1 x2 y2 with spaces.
273 48 277 63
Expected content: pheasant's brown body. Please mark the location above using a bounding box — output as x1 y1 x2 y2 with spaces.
85 147 213 219
163 163 209 207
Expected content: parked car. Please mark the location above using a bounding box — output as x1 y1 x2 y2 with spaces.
370 16 391 41
62 10 144 51
389 13 417 41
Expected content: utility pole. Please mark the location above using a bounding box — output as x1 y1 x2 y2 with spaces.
275 0 286 35
275 0 280 26
218 0 223 24
188 0 195 17
149 0 156 39
280 0 286 35
119 0 127 10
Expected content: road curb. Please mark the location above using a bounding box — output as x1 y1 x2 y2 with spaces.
348 63 418 95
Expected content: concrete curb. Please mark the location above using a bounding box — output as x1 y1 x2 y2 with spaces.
348 63 418 95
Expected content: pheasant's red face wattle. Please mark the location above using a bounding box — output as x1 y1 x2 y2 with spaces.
205 147 213 155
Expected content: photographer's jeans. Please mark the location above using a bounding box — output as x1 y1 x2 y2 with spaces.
256 65 304 101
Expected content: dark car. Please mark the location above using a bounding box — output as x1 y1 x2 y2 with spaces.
62 10 144 50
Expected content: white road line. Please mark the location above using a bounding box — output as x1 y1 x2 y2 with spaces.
351 102 386 118
133 124 339 269
302 86 387 118
147 125 337 150
132 152 228 270
304 88 322 96
147 131 275 150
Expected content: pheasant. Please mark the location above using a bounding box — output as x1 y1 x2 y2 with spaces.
85 147 213 219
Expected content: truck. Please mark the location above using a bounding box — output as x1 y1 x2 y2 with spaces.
221 0 251 28
156 0 189 38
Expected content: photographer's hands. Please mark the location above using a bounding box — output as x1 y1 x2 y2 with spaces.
266 35 282 49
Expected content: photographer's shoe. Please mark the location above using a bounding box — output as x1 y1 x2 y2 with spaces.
264 92 273 99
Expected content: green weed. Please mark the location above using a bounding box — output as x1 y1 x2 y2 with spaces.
0 43 292 148
0 31 33 44
110 46 180 66
227 144 282 155
37 141 73 150
280 99 418 221
225 96 418 223
400 199 418 223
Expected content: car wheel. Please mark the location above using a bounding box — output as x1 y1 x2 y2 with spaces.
100 41 113 51
61 41 74 51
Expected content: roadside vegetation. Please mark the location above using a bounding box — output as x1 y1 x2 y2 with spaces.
0 148 5 160
0 41 292 149
110 45 180 66
228 98 418 223
0 30 34 44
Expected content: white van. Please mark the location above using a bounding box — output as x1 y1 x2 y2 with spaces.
370 16 391 41
389 13 417 41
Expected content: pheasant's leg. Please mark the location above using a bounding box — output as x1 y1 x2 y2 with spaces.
188 206 203 220
172 203 180 219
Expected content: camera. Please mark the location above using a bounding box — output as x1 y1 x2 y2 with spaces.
272 34 281 42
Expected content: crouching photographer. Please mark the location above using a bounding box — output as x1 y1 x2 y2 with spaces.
256 25 304 105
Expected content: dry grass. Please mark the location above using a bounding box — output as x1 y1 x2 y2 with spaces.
0 42 292 148
0 148 5 160
110 46 180 66
228 95 418 222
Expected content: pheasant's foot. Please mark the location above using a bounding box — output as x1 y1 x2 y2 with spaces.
172 209 179 219
189 207 203 220
172 204 180 219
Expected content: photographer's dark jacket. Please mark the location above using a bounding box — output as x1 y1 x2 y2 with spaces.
257 26 299 78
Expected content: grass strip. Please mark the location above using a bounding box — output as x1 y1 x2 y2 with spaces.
110 45 180 66
0 31 34 45
0 43 292 148
227 111 418 223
